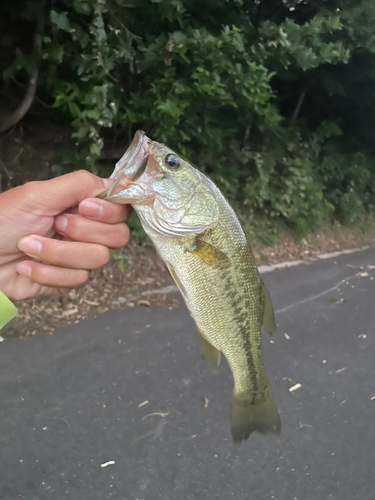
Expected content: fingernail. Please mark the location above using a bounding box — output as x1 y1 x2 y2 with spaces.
18 236 42 256
55 215 68 232
102 178 113 189
16 263 32 277
80 200 104 218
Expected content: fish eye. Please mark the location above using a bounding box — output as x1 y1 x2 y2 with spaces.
164 154 181 170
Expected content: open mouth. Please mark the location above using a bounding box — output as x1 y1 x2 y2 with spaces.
97 130 160 204
110 130 152 181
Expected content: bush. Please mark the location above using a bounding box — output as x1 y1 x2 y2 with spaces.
1 0 375 234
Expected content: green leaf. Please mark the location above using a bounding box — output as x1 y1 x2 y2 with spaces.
50 10 70 31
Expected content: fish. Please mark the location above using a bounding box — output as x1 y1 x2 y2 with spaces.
98 130 281 442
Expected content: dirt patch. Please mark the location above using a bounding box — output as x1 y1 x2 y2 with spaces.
4 219 374 338
251 220 375 264
8 240 180 338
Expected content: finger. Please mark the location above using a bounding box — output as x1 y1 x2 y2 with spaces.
19 171 112 217
78 198 132 223
17 235 110 270
54 214 130 248
16 261 89 289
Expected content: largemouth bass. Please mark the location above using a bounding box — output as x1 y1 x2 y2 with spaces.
99 131 281 442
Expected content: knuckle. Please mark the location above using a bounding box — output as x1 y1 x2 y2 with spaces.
63 214 90 241
119 224 130 246
111 224 130 249
75 270 90 287
19 181 41 202
122 223 130 243
64 214 80 237
93 245 110 268
36 264 53 283
73 169 96 186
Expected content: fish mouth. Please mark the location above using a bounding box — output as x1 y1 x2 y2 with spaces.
97 130 160 204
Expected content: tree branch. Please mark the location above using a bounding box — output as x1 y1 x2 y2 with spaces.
0 13 44 134
0 157 14 191
291 88 308 121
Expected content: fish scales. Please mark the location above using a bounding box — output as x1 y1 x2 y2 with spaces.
99 130 281 442
145 192 266 397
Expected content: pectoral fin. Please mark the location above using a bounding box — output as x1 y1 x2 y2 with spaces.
197 328 221 374
260 278 276 335
187 239 230 269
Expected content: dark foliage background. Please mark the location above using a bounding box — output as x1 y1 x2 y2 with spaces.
1 0 375 235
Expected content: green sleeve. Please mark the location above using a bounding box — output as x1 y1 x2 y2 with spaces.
0 290 18 330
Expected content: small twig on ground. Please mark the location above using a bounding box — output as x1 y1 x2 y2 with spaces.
141 412 169 420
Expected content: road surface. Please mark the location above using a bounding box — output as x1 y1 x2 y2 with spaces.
1 248 374 500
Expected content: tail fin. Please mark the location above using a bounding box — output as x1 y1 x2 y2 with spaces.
231 390 281 443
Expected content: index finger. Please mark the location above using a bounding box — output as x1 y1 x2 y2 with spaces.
78 197 132 223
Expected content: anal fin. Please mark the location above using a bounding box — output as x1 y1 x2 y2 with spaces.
260 278 276 335
197 328 221 374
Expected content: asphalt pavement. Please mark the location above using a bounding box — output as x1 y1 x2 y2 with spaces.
1 248 374 500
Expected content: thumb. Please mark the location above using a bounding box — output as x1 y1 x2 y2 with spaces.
20 171 110 216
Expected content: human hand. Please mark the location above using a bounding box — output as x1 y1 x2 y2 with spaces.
0 170 131 301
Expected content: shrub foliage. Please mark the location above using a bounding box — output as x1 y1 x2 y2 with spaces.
1 0 375 234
